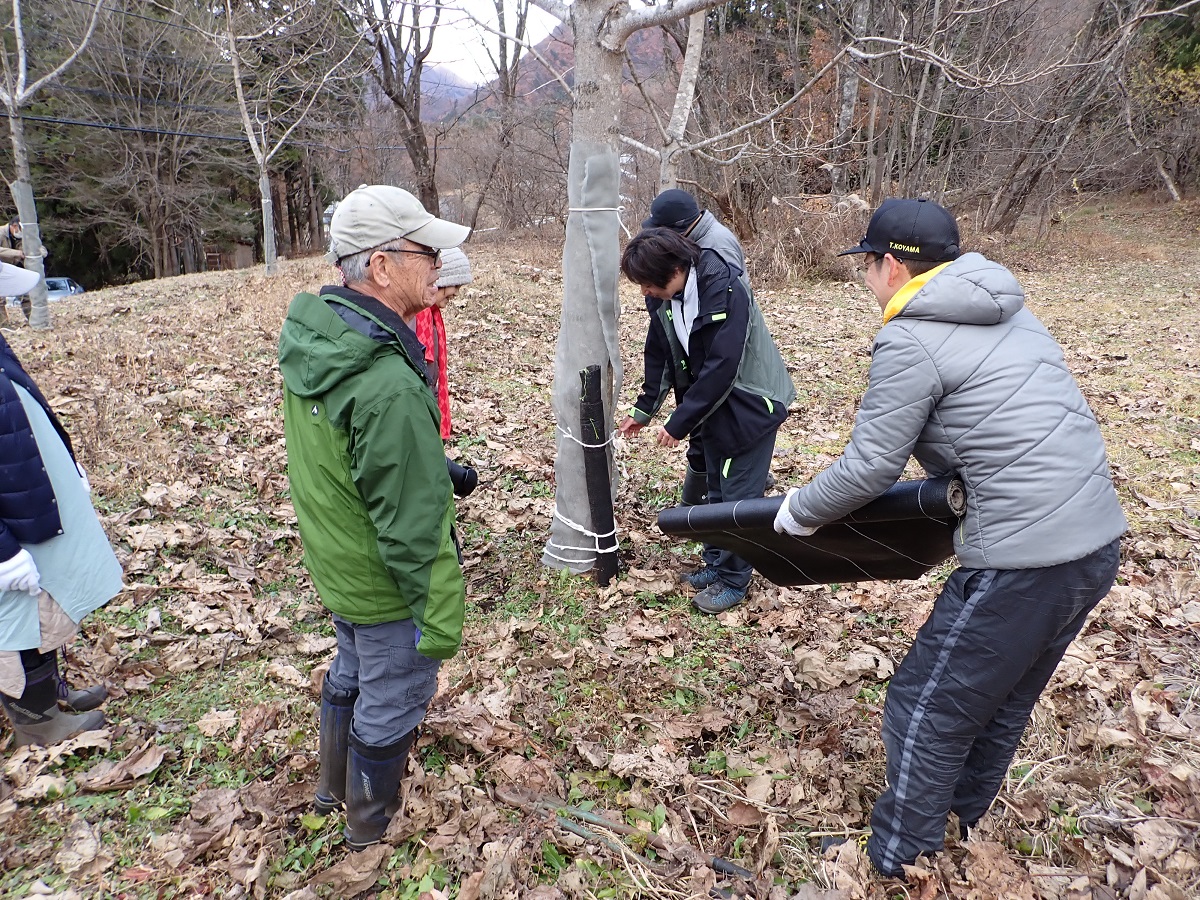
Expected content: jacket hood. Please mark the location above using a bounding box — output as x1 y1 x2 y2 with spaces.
898 252 1025 326
687 210 717 242
279 291 395 399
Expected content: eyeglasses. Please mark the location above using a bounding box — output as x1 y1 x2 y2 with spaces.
372 245 441 265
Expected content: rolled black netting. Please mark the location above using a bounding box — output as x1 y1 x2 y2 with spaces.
657 477 966 586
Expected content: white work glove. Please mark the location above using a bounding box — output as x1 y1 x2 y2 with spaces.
773 488 819 537
0 548 42 595
77 460 91 493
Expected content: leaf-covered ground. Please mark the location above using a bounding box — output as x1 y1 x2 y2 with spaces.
0 199 1197 900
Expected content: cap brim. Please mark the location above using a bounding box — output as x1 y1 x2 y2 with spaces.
641 216 656 230
406 217 470 250
837 240 875 256
0 263 39 295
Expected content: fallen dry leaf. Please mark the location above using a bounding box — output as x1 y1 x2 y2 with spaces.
308 844 393 897
196 708 239 736
79 741 168 792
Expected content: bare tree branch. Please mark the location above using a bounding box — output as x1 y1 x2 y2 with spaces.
0 0 105 109
526 0 569 24
607 0 727 51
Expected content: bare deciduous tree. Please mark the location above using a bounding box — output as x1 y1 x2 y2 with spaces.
0 0 104 329
53 0 250 280
218 0 365 274
525 0 735 575
345 0 446 214
457 0 534 230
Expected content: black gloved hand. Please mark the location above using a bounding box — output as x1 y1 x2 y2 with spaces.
446 459 478 497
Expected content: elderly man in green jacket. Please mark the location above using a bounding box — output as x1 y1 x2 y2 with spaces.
278 185 469 849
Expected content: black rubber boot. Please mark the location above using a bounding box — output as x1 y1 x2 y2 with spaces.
60 684 107 713
314 682 358 814
680 466 708 506
1 660 104 746
343 729 416 850
54 651 107 713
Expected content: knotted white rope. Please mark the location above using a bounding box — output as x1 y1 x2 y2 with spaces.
543 506 620 566
568 205 631 238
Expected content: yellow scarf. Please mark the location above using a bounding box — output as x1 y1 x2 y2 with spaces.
881 262 952 325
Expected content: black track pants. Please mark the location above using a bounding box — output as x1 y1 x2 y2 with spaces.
700 429 776 590
866 539 1120 876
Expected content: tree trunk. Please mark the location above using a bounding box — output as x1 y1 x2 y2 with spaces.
868 73 894 204
863 85 880 199
659 12 705 190
542 0 626 573
259 167 278 275
830 0 867 196
307 151 323 249
396 119 439 215
285 173 300 256
5 115 50 330
181 230 202 274
1152 153 1183 202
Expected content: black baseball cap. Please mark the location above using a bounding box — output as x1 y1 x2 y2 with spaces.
642 189 702 231
839 198 961 262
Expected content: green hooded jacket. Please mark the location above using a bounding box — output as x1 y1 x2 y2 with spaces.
278 288 465 659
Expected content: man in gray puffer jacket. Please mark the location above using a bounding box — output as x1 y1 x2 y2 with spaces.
774 199 1126 876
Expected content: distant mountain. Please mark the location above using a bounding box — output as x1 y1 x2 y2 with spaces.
421 65 480 121
426 23 678 120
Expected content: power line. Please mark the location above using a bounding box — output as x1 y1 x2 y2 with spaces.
52 82 239 119
3 110 246 142
60 0 215 37
1 110 416 154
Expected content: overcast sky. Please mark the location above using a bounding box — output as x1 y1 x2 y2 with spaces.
426 0 561 85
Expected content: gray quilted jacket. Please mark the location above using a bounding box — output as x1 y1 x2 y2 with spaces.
689 212 751 298
787 252 1126 569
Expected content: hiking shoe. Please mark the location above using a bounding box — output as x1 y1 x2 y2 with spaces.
692 582 747 614
820 835 851 854
680 567 720 591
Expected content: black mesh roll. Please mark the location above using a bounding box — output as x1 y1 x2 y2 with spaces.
656 477 965 586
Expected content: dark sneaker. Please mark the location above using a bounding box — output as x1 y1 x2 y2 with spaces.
680 567 721 591
692 582 747 614
765 472 776 492
820 835 851 854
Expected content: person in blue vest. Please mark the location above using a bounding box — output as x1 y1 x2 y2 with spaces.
0 261 122 746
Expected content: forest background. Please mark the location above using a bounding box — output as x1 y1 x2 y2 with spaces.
2 0 1198 289
2 2 1200 900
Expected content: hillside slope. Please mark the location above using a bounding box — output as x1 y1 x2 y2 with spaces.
1 206 1197 899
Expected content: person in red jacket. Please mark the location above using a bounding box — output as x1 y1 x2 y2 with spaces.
413 247 471 440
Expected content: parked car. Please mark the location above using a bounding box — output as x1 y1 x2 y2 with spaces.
45 277 85 301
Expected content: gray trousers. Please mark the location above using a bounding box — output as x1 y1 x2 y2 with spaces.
700 429 777 590
866 539 1120 876
324 614 441 747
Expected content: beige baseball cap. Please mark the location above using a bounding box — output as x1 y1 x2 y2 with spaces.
0 261 38 296
326 185 470 262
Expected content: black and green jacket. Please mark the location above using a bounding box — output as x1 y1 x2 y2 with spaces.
630 250 795 457
278 287 465 659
